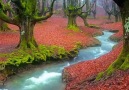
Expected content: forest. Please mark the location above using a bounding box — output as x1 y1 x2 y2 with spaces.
0 0 128 90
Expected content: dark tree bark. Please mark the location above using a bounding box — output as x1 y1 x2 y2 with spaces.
79 13 89 27
102 0 113 20
108 13 112 20
63 0 67 17
112 1 120 22
78 0 93 27
67 15 77 28
91 0 97 19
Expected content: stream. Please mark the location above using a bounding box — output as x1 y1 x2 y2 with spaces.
4 31 117 90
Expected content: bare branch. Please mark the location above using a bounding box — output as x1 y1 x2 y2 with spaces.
33 0 56 22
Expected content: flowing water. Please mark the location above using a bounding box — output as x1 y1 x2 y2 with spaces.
3 31 117 90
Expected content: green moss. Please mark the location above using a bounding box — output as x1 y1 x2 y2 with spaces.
48 45 67 59
0 23 10 31
67 25 80 32
119 55 129 70
95 72 104 81
6 49 33 66
0 62 5 71
0 43 82 78
0 45 70 72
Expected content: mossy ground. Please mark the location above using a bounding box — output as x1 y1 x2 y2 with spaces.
67 25 80 32
0 43 82 79
0 23 10 32
96 50 129 81
0 45 69 75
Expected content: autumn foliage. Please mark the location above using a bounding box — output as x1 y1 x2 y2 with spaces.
64 20 125 90
0 16 102 62
64 42 123 90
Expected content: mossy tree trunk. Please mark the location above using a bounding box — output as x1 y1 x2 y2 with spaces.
79 14 89 27
0 20 10 31
82 17 89 27
67 15 78 30
96 0 129 80
0 0 55 49
65 0 86 31
17 19 37 49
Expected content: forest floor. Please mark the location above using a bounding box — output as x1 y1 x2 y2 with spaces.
0 16 104 61
63 19 126 90
0 16 125 89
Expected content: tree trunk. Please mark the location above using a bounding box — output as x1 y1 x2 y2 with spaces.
93 13 96 19
96 0 129 80
83 18 89 27
41 0 45 16
115 15 119 22
63 0 67 18
17 18 37 49
67 15 78 31
108 14 111 20
81 16 89 27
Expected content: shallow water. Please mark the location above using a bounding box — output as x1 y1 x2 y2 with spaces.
3 31 117 90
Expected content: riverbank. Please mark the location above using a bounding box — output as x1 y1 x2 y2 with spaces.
63 21 124 90
101 22 123 42
0 16 103 85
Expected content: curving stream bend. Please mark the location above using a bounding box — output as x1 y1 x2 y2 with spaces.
4 31 117 90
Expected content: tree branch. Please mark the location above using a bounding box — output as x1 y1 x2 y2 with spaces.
0 1 19 26
33 0 56 22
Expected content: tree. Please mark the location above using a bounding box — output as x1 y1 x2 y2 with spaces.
0 0 10 31
78 0 94 27
112 1 121 22
96 0 129 80
0 0 55 60
91 0 97 19
65 0 85 31
37 0 50 16
102 0 113 20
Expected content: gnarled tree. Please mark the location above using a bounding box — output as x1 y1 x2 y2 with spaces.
91 0 97 19
102 0 113 20
78 0 94 27
0 0 10 31
0 0 55 61
65 0 85 31
96 0 129 80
